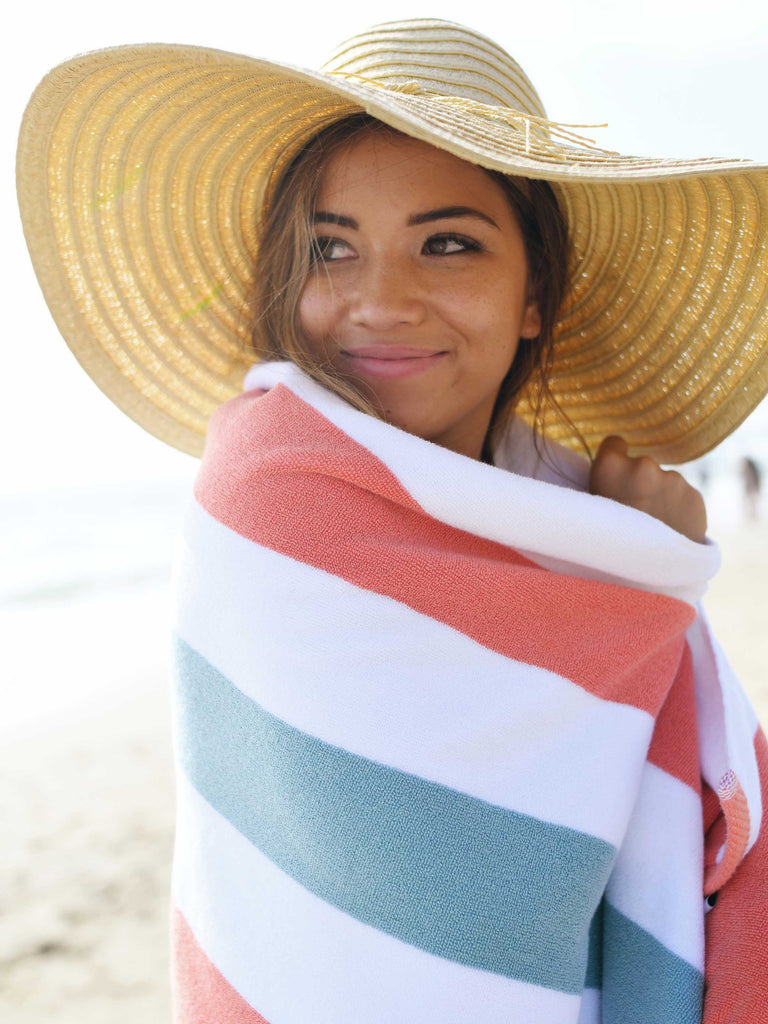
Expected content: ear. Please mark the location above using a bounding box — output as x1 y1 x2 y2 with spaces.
519 295 542 340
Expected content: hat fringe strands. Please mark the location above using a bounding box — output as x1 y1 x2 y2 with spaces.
334 74 615 157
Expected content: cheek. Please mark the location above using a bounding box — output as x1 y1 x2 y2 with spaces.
453 287 521 345
297 281 340 345
296 287 324 343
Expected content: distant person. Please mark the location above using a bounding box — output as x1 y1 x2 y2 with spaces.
18 18 768 1024
742 456 762 520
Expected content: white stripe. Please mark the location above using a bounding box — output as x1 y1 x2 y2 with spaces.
173 773 584 1024
689 611 762 850
707 619 762 849
243 362 719 603
174 501 653 846
605 762 705 970
576 987 601 1024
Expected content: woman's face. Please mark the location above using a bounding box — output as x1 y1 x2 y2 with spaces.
298 132 541 460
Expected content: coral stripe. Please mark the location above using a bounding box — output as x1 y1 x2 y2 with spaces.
196 387 694 715
172 908 271 1024
647 643 701 792
703 727 768 1022
703 773 751 895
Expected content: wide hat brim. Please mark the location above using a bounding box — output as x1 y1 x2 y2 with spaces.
16 19 768 461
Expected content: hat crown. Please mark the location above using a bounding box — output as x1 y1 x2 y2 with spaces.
321 19 547 118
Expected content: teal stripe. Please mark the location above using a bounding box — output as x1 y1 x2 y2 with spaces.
601 902 704 1024
174 638 615 994
584 900 604 990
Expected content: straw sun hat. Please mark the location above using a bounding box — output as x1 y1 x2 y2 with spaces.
16 18 768 461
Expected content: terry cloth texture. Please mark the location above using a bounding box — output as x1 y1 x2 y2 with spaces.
171 361 768 1024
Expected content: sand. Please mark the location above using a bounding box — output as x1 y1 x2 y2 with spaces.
1 523 766 1023
702 523 768 712
1 584 176 1024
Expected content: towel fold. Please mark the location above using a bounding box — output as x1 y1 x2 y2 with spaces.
171 361 766 1024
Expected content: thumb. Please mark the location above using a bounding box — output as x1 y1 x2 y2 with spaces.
590 435 630 497
594 435 628 460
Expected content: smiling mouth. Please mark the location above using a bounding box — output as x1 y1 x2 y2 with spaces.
341 346 449 380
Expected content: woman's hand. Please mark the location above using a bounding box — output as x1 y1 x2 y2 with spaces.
589 436 708 544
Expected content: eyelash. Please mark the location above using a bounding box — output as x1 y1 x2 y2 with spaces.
309 237 350 263
309 232 484 264
422 232 483 256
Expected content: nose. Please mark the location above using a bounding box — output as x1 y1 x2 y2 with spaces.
348 256 426 329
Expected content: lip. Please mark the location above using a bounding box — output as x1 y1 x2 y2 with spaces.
342 346 449 380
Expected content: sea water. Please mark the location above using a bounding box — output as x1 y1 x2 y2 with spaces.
0 480 193 739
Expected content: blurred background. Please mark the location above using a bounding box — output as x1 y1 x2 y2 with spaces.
3 0 767 1020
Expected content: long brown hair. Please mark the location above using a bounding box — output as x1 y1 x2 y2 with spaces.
249 113 573 455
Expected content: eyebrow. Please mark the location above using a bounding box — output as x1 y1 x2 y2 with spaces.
314 211 358 229
312 206 500 230
407 206 500 229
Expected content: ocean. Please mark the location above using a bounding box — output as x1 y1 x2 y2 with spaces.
1 480 193 739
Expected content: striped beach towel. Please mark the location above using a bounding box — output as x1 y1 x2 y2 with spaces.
171 361 767 1024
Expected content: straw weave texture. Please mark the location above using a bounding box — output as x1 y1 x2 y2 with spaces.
16 19 768 459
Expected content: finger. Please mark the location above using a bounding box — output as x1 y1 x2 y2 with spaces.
590 435 631 496
595 435 628 459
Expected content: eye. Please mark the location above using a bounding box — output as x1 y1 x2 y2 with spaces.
422 232 483 256
310 236 355 263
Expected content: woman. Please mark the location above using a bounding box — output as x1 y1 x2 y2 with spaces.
252 111 707 542
17 19 768 1024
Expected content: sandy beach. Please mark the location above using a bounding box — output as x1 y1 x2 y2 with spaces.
2 521 766 1024
1 583 176 1024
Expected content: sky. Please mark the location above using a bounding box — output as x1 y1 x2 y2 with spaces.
5 0 768 495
